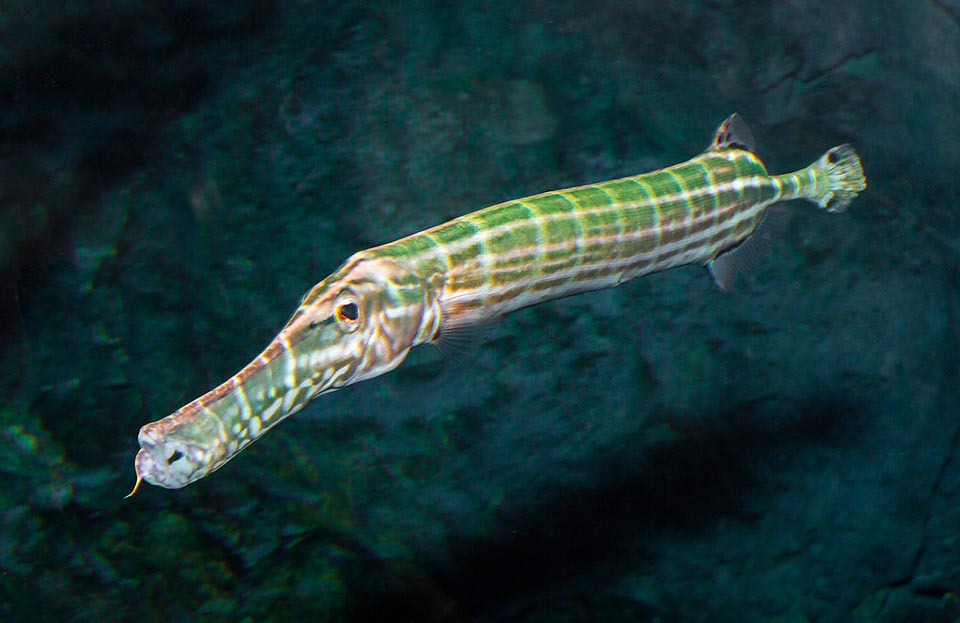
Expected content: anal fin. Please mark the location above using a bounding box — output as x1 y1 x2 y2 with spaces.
708 204 789 291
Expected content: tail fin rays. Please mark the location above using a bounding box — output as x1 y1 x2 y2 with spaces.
814 144 866 213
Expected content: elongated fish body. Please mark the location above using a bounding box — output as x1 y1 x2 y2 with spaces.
130 114 866 492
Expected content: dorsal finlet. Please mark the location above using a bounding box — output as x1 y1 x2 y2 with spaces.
709 113 756 153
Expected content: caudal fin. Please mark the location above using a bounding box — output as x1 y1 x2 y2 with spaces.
813 144 866 213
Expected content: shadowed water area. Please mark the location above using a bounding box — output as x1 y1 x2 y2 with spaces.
2 1 959 621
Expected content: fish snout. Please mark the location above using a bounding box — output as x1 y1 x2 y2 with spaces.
134 423 204 489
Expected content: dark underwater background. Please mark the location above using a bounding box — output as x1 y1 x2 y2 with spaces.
2 1 960 621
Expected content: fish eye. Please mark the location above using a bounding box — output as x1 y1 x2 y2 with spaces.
336 301 360 323
167 450 184 464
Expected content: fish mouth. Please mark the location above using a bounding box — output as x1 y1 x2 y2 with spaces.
132 425 198 490
132 448 159 486
133 439 180 490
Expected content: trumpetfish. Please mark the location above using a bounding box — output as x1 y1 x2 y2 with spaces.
128 114 866 493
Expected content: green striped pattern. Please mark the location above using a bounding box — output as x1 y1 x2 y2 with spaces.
367 149 780 324
130 131 865 492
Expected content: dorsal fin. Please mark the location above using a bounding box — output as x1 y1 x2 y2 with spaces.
709 113 756 153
